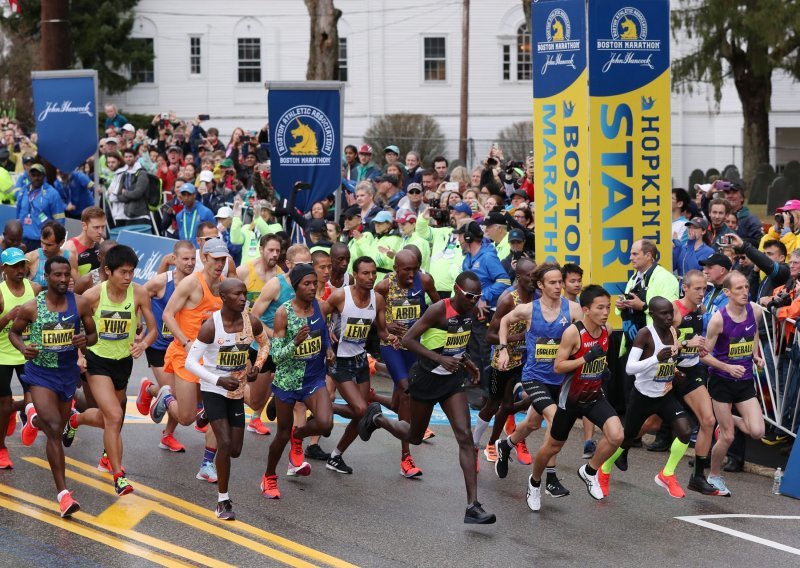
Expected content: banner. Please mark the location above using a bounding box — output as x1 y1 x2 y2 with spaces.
31 71 98 173
587 0 671 299
116 230 176 285
532 0 590 267
267 87 342 213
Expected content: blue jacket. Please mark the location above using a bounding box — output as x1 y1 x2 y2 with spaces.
702 285 729 332
176 201 216 247
735 207 763 246
673 238 714 277
462 240 511 308
16 182 66 241
55 171 95 216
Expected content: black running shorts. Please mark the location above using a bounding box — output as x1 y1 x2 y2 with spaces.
549 396 617 442
201 390 246 428
0 364 26 397
489 366 522 400
145 347 166 369
623 388 687 442
86 352 133 391
328 353 370 385
522 380 561 415
407 362 465 405
707 374 756 404
248 347 276 373
674 364 707 399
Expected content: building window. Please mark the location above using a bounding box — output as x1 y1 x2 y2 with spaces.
502 45 510 81
237 37 261 83
423 37 446 81
131 38 154 84
516 23 531 81
190 36 201 75
336 37 348 82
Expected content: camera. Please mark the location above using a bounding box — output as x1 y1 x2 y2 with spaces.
429 207 450 225
776 213 785 227
767 291 792 311
160 112 169 120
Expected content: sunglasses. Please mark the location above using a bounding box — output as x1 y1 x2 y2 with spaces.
455 283 482 301
408 188 422 194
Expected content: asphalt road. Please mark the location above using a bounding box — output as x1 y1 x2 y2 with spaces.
1 358 799 567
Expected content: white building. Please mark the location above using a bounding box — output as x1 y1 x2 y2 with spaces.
103 0 800 186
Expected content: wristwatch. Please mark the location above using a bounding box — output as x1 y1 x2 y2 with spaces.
681 340 688 348
497 344 508 351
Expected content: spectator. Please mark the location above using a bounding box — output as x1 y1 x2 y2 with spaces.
104 104 128 130
673 217 714 277
350 210 401 277
382 144 407 176
720 181 763 246
519 155 535 201
727 233 790 302
107 147 151 227
432 155 449 182
54 167 95 220
760 200 800 255
706 197 734 252
14 155 35 196
176 183 216 247
500 228 529 282
306 218 333 253
355 145 380 181
326 219 342 244
420 168 438 197
213 205 242 265
725 212 738 232
375 174 405 211
15 163 65 252
481 211 511 261
396 211 430 271
404 150 423 186
395 182 428 217
509 189 529 211
415 202 472 298
512 206 535 231
354 181 381 226
672 187 691 245
699 253 732 327
343 144 359 180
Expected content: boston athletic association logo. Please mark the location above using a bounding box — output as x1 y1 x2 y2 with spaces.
596 7 661 73
274 105 334 167
537 8 580 75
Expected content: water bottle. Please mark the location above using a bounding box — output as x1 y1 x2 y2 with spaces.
773 467 783 495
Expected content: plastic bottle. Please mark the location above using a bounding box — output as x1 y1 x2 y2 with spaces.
773 467 783 495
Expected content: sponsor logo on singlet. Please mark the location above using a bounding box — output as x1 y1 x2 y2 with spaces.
98 310 131 340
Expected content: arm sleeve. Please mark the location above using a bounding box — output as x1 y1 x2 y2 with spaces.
624 346 659 375
253 329 270 369
185 340 220 384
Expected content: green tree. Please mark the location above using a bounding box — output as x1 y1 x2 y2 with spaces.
1 0 154 94
671 0 800 185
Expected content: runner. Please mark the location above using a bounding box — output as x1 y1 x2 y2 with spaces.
325 257 396 475
186 279 270 519
672 270 720 495
73 240 119 295
495 263 583 500
136 240 196 453
599 297 693 499
65 245 156 496
25 221 76 288
358 271 496 524
192 222 238 278
63 206 105 277
329 242 352 290
523 285 624 511
702 271 766 496
260 264 334 499
149 238 229 484
0 248 40 468
373 249 440 477
9 255 97 516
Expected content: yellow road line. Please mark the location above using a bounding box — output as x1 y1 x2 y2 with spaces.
0 483 232 568
26 458 326 568
62 456 358 568
0 493 194 568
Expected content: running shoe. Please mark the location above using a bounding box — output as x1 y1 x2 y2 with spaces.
597 469 610 497
494 439 513 479
326 454 353 474
526 476 541 511
261 474 280 499
582 439 597 459
114 476 134 496
761 430 790 446
357 402 382 442
247 416 271 435
706 474 731 497
150 385 171 424
58 491 80 518
195 407 209 430
305 443 331 461
483 444 498 463
215 499 235 520
655 469 685 499
464 501 496 524
287 461 311 477
97 451 112 474
578 464 604 500
474 446 480 473
265 396 277 421
614 448 629 472
289 426 305 468
687 475 720 496
0 448 13 469
62 409 79 448
158 432 185 452
136 378 154 415
515 440 532 465
20 404 38 446
504 414 516 436
545 476 570 498
422 428 436 441
5 412 15 437
512 382 524 403
400 454 422 478
196 461 218 483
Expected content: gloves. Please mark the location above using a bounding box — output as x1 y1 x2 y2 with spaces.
583 343 606 364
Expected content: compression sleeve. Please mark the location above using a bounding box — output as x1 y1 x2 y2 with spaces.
625 346 659 376
185 340 220 385
253 328 270 370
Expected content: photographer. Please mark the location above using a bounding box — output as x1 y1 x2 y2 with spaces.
760 199 800 255
726 233 790 303
500 229 532 282
416 202 473 298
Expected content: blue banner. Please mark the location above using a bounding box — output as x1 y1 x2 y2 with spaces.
116 230 176 285
32 73 97 172
268 88 341 213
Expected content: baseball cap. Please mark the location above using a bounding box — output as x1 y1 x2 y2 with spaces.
215 206 234 219
407 182 423 194
375 174 399 186
1 247 27 265
22 155 36 164
454 220 484 239
199 170 214 183
777 199 800 213
451 202 473 216
481 212 508 227
179 183 196 194
220 158 234 168
510 189 528 200
121 123 135 133
373 210 394 224
307 218 328 234
29 164 45 174
509 228 525 242
167 144 181 153
343 206 361 220
396 211 417 224
202 238 230 258
105 137 118 145
685 217 709 230
384 144 400 155
699 253 732 271
358 144 373 155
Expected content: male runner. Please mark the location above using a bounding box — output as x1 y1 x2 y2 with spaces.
325 257 395 475
599 297 693 498
673 270 720 495
261 264 334 499
495 263 583 499
0 248 40 468
373 249 440 477
25 221 77 287
523 285 624 511
186 279 270 519
329 243 352 290
73 240 119 295
136 240 196 452
10 256 97 516
358 271 496 524
66 245 156 496
702 271 766 496
63 206 105 277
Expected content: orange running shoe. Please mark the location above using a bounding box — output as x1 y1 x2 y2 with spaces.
515 440 532 465
655 469 686 499
0 448 13 469
597 469 610 497
483 444 498 463
247 416 272 435
261 474 281 499
504 414 516 436
97 451 112 474
289 426 305 468
367 354 377 376
5 412 15 437
158 432 186 452
58 491 80 517
422 428 436 441
400 454 423 478
20 404 38 446
136 378 154 415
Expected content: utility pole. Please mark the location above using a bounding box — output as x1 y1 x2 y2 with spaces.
41 0 70 70
458 0 469 164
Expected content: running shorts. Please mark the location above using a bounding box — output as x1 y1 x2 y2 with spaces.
272 380 327 405
201 390 246 428
674 364 707 399
623 388 687 442
0 364 26 397
379 345 417 385
707 374 756 404
549 396 617 442
86 351 133 391
407 362 465 405
489 366 522 400
523 380 561 415
146 347 166 369
328 353 370 384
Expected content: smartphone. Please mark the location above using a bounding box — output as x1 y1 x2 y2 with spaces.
198 114 210 121
160 112 169 120
445 181 459 191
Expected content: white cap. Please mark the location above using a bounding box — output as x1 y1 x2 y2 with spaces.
121 123 135 132
215 206 234 219
694 183 713 193
199 170 214 183
106 137 119 145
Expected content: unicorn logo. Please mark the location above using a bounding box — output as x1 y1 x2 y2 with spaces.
563 100 575 118
289 119 319 156
641 96 655 110
610 8 648 41
551 19 565 41
619 16 638 40
545 9 571 43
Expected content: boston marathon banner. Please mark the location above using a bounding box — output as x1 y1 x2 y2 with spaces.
587 0 671 296
532 0 590 267
267 83 343 213
32 70 98 172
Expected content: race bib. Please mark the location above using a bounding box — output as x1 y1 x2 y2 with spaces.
728 336 754 361
343 317 371 344
98 310 132 340
535 338 559 360
161 321 173 339
41 322 74 352
654 360 676 383
390 299 421 324
295 329 322 360
216 343 249 372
